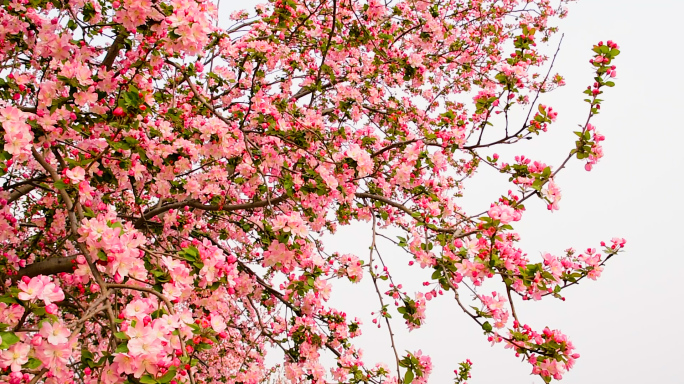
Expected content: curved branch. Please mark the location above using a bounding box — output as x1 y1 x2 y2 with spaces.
165 60 234 127
135 195 288 228
8 184 36 204
101 32 128 70
107 283 175 315
371 140 443 158
4 175 47 190
355 192 472 236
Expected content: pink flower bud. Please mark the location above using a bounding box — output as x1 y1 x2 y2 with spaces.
8 372 21 384
112 107 125 117
45 303 58 314
31 334 43 346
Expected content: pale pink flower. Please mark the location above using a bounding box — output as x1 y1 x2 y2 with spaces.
123 299 151 321
210 313 227 333
542 179 562 211
3 130 32 156
37 280 65 304
36 341 71 367
73 90 98 107
488 204 517 224
102 364 123 384
40 321 71 345
127 334 163 357
0 343 30 372
17 276 46 301
263 240 295 270
200 257 221 286
66 166 86 184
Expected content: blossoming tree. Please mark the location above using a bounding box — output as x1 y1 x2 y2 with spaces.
0 0 625 383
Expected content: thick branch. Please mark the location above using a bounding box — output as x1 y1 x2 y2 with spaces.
101 32 128 70
5 175 51 203
8 184 36 204
13 256 77 280
135 195 288 229
371 140 443 158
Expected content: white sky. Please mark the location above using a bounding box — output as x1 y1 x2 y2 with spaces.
222 0 684 382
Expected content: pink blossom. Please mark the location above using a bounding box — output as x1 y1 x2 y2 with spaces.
73 89 98 107
488 204 517 224
263 240 296 270
210 314 227 333
66 166 86 184
40 321 71 345
542 179 562 211
127 334 163 356
0 343 30 372
37 280 65 304
0 4 625 384
123 299 152 321
17 275 65 304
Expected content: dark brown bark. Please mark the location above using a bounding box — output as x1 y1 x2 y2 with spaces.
134 195 288 229
13 256 77 280
101 33 127 70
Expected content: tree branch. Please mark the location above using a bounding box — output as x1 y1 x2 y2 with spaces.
7 184 36 204
13 256 77 280
135 195 288 229
355 192 472 236
101 32 128 70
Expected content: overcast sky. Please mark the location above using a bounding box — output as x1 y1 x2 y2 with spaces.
223 1 684 383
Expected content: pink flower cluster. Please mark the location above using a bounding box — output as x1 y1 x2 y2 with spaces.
0 106 33 158
488 204 521 224
17 275 65 305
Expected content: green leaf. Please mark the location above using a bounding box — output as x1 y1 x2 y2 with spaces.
24 357 42 370
139 375 157 384
114 332 129 340
157 368 177 383
81 349 94 361
82 2 96 22
54 180 68 190
184 246 199 259
32 307 46 316
114 342 129 353
0 332 20 348
482 321 493 332
0 296 18 305
404 369 415 384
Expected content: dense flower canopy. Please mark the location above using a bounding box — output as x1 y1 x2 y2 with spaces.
0 0 624 383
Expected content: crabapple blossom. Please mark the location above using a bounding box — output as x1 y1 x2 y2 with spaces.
0 343 30 372
0 0 625 383
488 204 520 224
39 321 71 345
65 166 86 184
